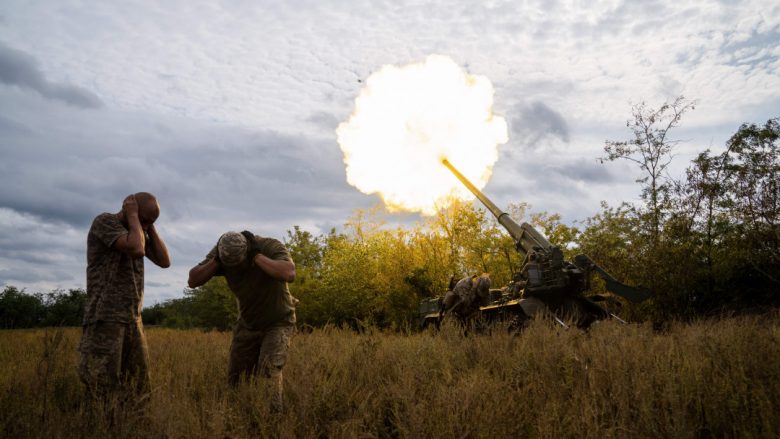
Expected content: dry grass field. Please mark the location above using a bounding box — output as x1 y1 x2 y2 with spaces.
1 313 779 438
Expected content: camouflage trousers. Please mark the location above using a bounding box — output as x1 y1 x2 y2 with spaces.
78 319 150 401
228 321 294 412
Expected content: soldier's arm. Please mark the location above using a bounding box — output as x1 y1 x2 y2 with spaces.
253 254 296 283
113 195 145 258
188 246 222 288
144 224 171 268
188 259 219 288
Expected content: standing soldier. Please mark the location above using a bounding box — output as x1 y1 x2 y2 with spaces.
79 192 171 402
187 230 296 412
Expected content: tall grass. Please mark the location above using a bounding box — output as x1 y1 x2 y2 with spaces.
1 313 778 438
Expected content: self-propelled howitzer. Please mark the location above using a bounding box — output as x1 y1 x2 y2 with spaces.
418 159 648 329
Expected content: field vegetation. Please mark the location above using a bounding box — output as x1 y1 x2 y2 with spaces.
1 314 779 438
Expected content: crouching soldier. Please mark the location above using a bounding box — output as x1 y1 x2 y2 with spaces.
441 274 491 324
188 231 296 412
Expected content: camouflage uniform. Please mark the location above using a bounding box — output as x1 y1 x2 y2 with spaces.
200 233 296 412
78 213 150 399
442 275 491 320
228 321 293 411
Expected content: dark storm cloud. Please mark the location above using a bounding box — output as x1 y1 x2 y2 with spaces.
0 114 31 134
504 152 615 187
0 267 75 284
0 205 84 292
0 191 98 227
0 135 121 227
0 244 73 266
0 41 103 108
510 101 570 148
0 85 366 232
483 144 634 222
545 161 615 184
159 127 366 227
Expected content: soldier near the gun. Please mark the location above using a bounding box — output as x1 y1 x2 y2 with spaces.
515 251 547 318
516 250 605 328
441 274 491 321
78 192 171 402
188 231 296 413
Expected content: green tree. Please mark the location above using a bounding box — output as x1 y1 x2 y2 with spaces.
675 118 780 310
408 222 456 298
141 279 237 330
595 111 779 319
310 211 421 328
284 225 327 325
530 211 580 260
0 286 44 328
428 199 482 276
155 297 197 329
285 225 325 280
184 277 237 330
141 302 169 326
720 118 780 286
603 96 695 243
40 288 86 327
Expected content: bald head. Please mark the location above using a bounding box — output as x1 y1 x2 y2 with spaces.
134 192 159 230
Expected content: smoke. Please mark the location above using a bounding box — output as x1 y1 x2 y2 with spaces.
337 55 508 215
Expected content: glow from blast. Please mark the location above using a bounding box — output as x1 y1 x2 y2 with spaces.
336 55 508 215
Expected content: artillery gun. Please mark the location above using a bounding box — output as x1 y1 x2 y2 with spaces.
417 159 649 330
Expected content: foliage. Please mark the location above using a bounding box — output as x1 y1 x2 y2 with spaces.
290 202 522 329
0 286 44 328
672 118 780 310
39 289 87 327
603 96 696 242
0 286 85 329
718 119 780 284
530 211 580 260
1 317 779 437
141 278 236 330
589 110 779 320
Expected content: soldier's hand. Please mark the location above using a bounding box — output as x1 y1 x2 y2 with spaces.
213 237 223 266
122 194 139 218
241 230 261 256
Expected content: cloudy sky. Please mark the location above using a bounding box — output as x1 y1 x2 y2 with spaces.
1 0 778 304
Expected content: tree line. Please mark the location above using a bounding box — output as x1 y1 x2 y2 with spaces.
2 98 778 329
0 286 86 328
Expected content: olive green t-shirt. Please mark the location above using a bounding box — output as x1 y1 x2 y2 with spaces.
201 235 296 330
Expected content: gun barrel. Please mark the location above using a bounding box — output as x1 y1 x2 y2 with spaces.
442 159 550 254
442 158 649 304
441 159 504 219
